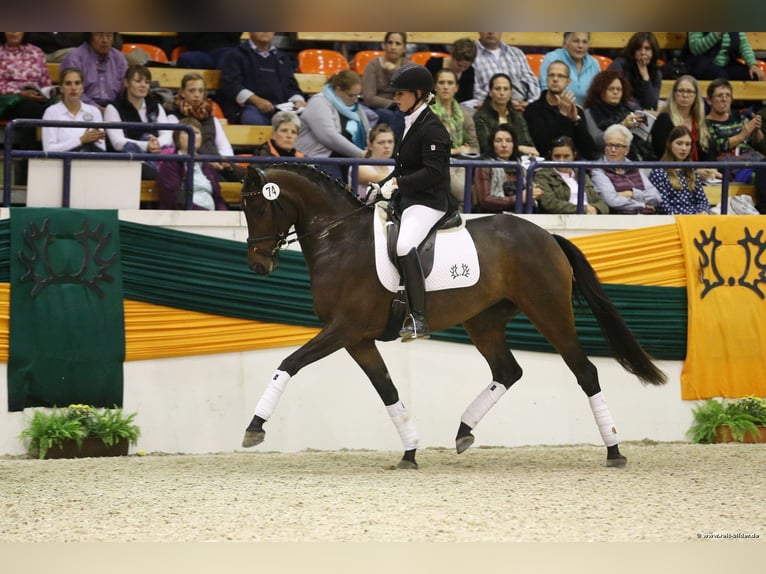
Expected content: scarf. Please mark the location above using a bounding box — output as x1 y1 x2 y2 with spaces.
173 93 211 121
322 84 365 149
430 98 465 148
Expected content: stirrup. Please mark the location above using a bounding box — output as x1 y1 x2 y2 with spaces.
399 313 430 342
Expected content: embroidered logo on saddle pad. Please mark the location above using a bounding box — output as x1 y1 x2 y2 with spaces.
373 204 480 293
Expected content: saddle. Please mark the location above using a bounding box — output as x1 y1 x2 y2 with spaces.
385 204 463 277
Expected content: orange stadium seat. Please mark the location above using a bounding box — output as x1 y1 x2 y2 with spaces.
171 46 188 62
351 50 384 75
297 49 350 77
210 100 224 120
592 55 614 71
121 43 168 63
525 53 545 77
409 51 450 66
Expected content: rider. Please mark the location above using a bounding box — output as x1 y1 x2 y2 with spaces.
376 64 457 341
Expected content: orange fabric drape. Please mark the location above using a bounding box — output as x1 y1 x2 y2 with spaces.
0 284 319 363
675 215 766 399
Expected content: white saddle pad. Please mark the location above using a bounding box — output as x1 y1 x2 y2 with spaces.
373 204 480 293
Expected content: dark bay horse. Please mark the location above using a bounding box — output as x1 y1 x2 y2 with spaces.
239 164 666 469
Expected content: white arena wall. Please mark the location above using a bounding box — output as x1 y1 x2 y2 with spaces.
0 211 694 456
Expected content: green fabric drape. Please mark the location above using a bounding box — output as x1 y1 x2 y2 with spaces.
117 221 687 359
0 219 688 374
8 209 124 411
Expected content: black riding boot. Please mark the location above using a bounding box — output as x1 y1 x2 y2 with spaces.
398 248 429 342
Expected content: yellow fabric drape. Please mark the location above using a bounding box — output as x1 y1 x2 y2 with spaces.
675 215 766 399
570 223 686 287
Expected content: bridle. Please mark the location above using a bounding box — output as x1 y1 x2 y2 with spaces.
240 178 292 260
240 170 371 261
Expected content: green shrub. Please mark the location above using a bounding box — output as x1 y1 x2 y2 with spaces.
687 398 762 444
19 404 140 459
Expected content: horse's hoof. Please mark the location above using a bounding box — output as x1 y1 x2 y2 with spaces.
396 459 419 470
242 430 265 448
456 434 475 454
606 454 627 468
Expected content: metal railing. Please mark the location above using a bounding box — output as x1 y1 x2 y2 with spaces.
3 118 762 215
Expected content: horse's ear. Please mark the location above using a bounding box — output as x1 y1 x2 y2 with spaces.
246 165 268 186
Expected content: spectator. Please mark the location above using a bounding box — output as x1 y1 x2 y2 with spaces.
157 117 229 211
174 33 242 69
473 73 538 157
0 32 55 183
524 60 598 160
607 32 663 111
535 135 608 214
24 33 85 63
103 64 173 180
474 123 543 213
361 32 411 138
253 110 304 158
220 32 306 126
649 125 711 214
296 70 370 181
430 68 479 204
472 32 540 111
60 32 128 109
540 33 600 106
424 37 477 104
42 67 106 152
590 124 660 214
684 33 765 81
583 70 652 159
167 71 243 182
352 122 394 201
705 78 766 212
649 75 718 180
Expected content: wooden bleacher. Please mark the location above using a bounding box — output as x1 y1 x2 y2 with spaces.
294 31 766 52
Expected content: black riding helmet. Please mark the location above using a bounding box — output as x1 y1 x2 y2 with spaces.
384 64 434 114
385 64 434 93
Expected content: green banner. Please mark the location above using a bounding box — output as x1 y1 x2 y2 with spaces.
8 208 125 411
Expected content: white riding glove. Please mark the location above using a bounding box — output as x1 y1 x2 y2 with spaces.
380 179 398 199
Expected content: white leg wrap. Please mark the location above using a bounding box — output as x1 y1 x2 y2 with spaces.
588 391 619 447
461 381 507 429
386 401 419 451
254 370 291 420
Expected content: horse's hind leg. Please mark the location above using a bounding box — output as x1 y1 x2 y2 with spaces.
520 291 626 468
457 306 523 453
346 339 419 470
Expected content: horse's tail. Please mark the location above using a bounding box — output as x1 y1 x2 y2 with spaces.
553 234 667 386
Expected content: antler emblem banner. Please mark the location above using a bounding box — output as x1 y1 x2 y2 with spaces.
8 208 125 411
676 215 766 399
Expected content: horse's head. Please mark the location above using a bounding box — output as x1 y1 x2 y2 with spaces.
240 165 295 275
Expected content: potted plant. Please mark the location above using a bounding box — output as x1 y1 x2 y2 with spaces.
19 404 141 459
687 396 766 444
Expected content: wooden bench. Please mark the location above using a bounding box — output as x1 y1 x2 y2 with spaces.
659 79 766 101
140 180 242 206
295 32 766 52
703 183 756 206
47 63 326 95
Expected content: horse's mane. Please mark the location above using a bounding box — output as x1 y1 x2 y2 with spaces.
264 162 365 206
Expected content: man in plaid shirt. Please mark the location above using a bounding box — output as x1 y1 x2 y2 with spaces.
472 32 541 112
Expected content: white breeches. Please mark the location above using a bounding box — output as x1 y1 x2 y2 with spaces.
396 204 446 256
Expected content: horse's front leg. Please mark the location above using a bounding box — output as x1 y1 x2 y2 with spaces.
242 327 346 448
346 339 419 470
